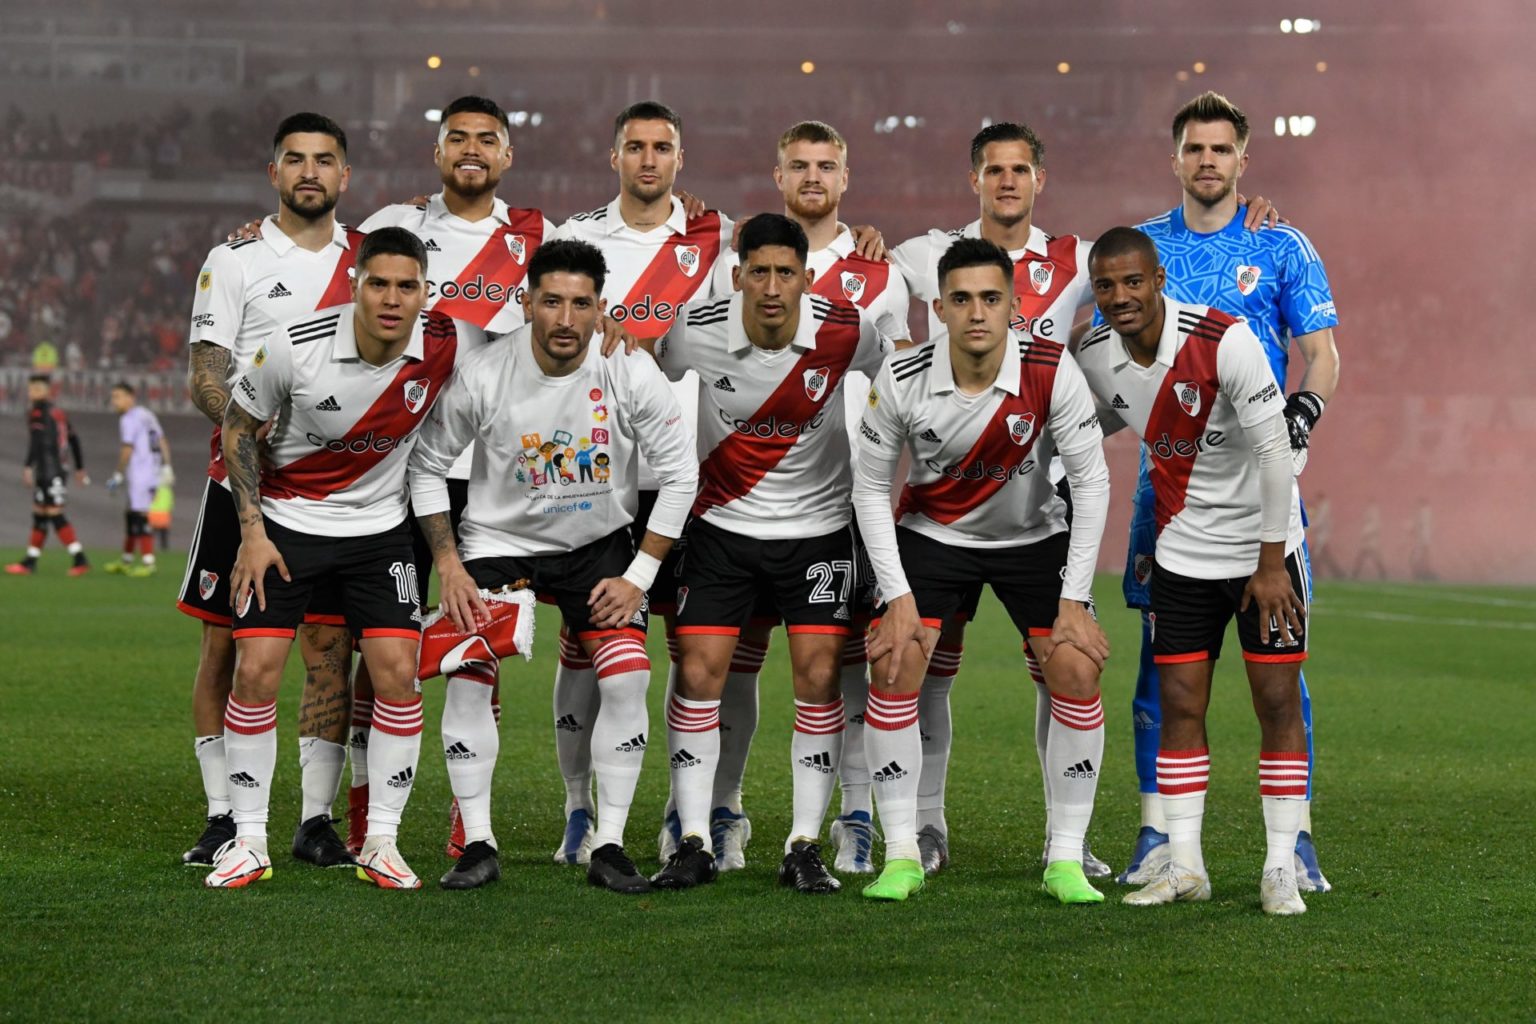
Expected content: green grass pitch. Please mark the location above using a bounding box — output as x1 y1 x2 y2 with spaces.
2 553 1533 1021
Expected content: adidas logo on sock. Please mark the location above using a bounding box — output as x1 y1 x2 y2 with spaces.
920 730 931 743
798 751 834 774
670 748 702 769
615 734 647 753
872 760 907 782
314 395 341 411
849 713 865 726
918 428 942 444
1064 758 1097 779
444 741 475 760
1133 711 1156 730
712 375 736 392
1111 393 1130 410
196 736 221 752
350 731 369 749
555 714 583 732
267 282 292 299
386 767 415 788
424 238 442 252
228 771 260 788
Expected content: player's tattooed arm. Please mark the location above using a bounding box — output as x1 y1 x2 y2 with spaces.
223 401 266 530
418 511 488 631
419 512 459 563
188 342 233 427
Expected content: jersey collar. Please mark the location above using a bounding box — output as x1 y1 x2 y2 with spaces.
261 216 351 256
333 305 427 363
1109 296 1184 370
820 226 856 260
602 194 688 237
928 329 1023 396
1168 204 1249 238
726 292 820 354
960 220 1050 259
427 192 512 227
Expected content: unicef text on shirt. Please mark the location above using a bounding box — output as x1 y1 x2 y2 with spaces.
305 430 402 453
716 406 825 438
607 294 678 324
1148 430 1225 460
923 457 1036 482
426 276 526 305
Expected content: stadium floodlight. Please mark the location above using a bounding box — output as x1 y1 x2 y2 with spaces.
1274 115 1317 137
425 109 443 123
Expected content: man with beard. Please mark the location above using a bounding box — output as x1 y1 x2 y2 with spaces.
179 113 362 872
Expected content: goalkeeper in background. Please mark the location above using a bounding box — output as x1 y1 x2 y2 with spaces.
106 382 174 577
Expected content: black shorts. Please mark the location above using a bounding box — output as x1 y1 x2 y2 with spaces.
883 527 1069 641
674 518 855 638
32 474 67 508
177 479 343 629
230 518 421 641
464 528 644 643
409 477 470 611
1149 554 1310 665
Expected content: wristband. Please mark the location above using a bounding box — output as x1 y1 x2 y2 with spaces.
622 551 661 592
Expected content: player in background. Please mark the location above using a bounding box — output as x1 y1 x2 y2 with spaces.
179 113 362 870
1117 92 1339 891
854 238 1111 903
6 374 89 577
105 382 173 577
409 239 697 892
1078 227 1312 914
209 227 465 890
550 101 733 866
632 213 889 894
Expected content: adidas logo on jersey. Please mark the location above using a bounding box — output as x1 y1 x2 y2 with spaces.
424 239 442 252
1111 394 1130 410
228 771 260 788
615 734 647 753
267 282 292 299
798 751 834 775
386 767 415 788
670 748 702 769
712 375 736 392
555 714 582 732
872 760 908 782
444 742 475 761
314 395 341 412
918 428 943 444
1064 758 1097 779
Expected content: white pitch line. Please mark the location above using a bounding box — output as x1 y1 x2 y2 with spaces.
1325 609 1536 632
1332 584 1536 611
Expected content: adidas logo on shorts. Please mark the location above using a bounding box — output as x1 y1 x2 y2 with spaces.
670 748 702 769
798 751 834 774
872 760 907 782
315 395 341 411
267 282 292 299
444 742 475 761
386 767 415 788
615 734 647 753
1064 758 1097 779
712 375 736 392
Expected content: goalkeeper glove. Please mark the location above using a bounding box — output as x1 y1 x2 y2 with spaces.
1283 391 1325 451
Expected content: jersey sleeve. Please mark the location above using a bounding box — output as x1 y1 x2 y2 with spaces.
851 364 912 601
1274 226 1339 335
1044 352 1103 458
229 333 292 422
188 245 246 350
623 354 698 539
652 316 689 382
408 364 479 519
707 212 737 300
1217 322 1286 430
874 265 912 342
119 410 142 448
851 307 894 376
890 234 938 302
356 206 397 233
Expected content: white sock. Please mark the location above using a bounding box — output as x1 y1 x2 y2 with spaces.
788 698 844 849
195 734 230 817
1158 747 1211 875
297 736 345 821
223 698 277 841
589 637 651 849
443 666 500 846
1141 792 1167 833
836 639 872 818
916 643 960 835
366 697 425 840
1261 750 1310 871
713 638 764 814
866 689 922 862
348 699 372 789
1025 647 1051 838
1045 693 1105 864
142 553 156 566
1300 799 1313 834
553 629 597 817
666 693 721 852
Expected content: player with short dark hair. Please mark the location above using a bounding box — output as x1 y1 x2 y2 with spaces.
1079 228 1311 915
105 382 172 577
854 238 1111 903
409 238 697 892
7 374 90 577
207 228 470 890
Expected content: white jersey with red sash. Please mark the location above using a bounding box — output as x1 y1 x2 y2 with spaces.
229 304 464 537
188 219 363 486
656 292 888 540
1075 297 1301 579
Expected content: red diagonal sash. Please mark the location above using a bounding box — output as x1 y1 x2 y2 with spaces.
430 210 546 327
813 253 891 310
619 212 722 340
1143 312 1228 532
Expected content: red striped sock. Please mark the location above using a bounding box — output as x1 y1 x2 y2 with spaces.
667 694 721 732
1259 750 1309 798
1157 747 1211 796
794 698 845 735
372 697 424 736
1050 693 1105 730
926 642 963 680
865 689 919 731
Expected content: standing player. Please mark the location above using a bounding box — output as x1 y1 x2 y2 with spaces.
105 382 172 577
6 374 89 577
409 239 697 892
551 101 732 865
1078 227 1311 915
854 238 1112 903
208 227 465 890
179 113 362 870
1117 92 1340 891
639 214 890 894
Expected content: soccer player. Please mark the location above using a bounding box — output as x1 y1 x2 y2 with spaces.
551 101 732 866
208 227 467 890
6 374 89 577
105 382 172 577
854 238 1112 904
408 239 697 892
180 112 362 870
637 213 889 894
1077 227 1311 915
1117 92 1339 891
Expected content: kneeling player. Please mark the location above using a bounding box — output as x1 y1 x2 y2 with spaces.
409 239 697 893
1077 228 1310 915
854 238 1111 903
209 228 465 890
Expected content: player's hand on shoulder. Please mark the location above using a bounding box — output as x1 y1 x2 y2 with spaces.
225 215 265 242
438 567 490 632
1238 194 1287 230
1240 565 1306 646
676 190 707 220
1047 600 1110 670
598 315 642 358
230 534 289 616
849 224 888 262
401 194 430 207
587 576 643 631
